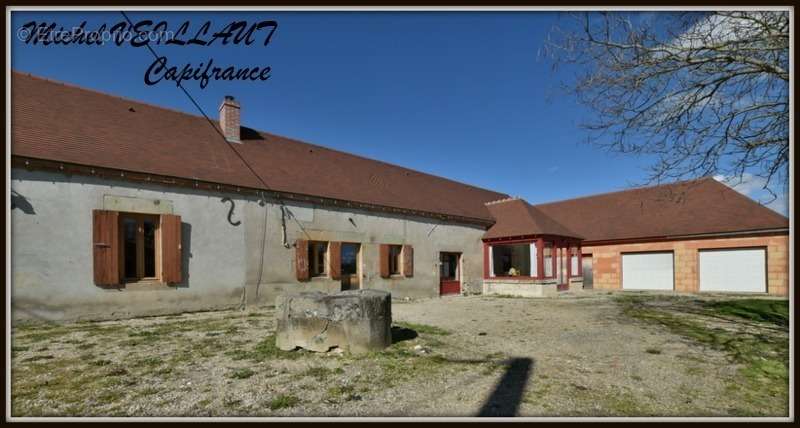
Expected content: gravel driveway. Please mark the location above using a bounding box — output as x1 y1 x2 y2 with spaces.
11 292 788 417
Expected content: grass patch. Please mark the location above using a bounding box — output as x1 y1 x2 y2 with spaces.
301 366 342 381
617 295 788 415
395 322 451 336
269 394 300 410
22 355 54 362
704 299 788 327
228 368 255 379
133 356 163 368
327 384 362 402
250 335 304 361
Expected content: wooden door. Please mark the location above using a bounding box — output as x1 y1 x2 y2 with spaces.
439 252 461 296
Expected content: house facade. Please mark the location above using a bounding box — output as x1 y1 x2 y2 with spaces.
10 72 790 322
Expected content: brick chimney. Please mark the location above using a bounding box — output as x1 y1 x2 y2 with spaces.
219 95 241 143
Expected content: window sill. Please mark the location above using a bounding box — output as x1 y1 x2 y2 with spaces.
120 280 171 291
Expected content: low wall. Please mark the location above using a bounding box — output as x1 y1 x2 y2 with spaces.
483 278 558 298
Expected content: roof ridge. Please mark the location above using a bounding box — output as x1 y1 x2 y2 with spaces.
13 70 509 200
485 196 522 206
532 177 714 207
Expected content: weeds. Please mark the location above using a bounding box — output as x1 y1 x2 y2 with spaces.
269 394 300 410
228 368 255 379
617 295 788 415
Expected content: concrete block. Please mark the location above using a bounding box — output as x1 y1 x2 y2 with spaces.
275 289 392 354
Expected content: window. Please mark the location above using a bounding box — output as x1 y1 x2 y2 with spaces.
379 244 413 278
92 210 182 286
120 213 159 281
543 242 554 277
309 241 328 277
491 243 531 277
570 246 580 276
389 245 402 275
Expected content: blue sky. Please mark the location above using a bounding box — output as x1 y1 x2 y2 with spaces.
11 10 788 214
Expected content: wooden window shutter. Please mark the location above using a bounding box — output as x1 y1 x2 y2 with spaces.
93 210 120 286
160 214 182 284
296 239 309 282
402 245 414 277
379 244 390 278
328 242 341 280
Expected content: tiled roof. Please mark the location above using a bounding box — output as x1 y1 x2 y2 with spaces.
533 178 789 243
483 198 583 240
12 72 788 241
11 71 509 223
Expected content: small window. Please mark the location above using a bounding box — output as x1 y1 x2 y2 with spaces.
309 241 328 277
388 245 403 275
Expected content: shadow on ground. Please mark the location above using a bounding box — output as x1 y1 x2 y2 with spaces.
390 326 418 344
477 357 534 417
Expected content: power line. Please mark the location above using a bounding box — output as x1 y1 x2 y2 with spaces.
118 11 298 303
119 11 278 197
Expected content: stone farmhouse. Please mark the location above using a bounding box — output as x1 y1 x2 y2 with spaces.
10 72 790 321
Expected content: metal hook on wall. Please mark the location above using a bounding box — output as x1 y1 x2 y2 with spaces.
221 197 241 226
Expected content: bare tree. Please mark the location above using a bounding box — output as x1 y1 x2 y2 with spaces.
544 11 789 199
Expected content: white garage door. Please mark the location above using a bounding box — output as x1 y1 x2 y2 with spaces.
622 252 674 290
699 248 766 293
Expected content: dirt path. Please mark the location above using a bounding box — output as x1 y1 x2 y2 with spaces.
391 294 745 416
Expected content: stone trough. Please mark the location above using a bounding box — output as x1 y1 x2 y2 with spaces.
275 289 392 354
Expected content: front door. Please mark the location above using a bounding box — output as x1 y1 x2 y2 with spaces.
439 252 461 296
340 243 361 291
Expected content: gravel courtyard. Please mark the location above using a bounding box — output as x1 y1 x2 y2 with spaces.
11 292 789 418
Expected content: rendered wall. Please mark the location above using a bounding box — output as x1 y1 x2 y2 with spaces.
11 168 487 321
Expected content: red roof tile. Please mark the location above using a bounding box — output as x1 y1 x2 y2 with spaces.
11 72 508 222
